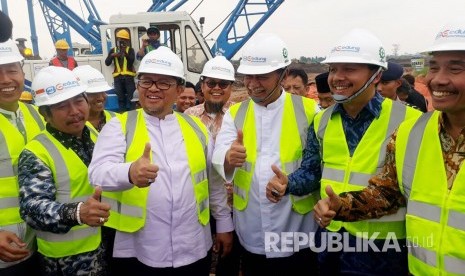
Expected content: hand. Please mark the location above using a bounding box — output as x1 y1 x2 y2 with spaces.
79 186 111 227
266 165 288 203
110 52 119 58
129 143 159 187
0 231 29 262
214 232 233 258
313 185 342 228
142 40 149 47
225 130 246 168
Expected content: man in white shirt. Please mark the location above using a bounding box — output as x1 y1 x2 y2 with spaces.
212 34 320 275
88 46 233 275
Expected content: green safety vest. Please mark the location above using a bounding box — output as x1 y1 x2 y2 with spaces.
314 99 421 239
24 132 100 258
397 111 465 275
0 102 44 226
229 93 319 214
86 110 119 141
112 47 136 77
101 109 210 232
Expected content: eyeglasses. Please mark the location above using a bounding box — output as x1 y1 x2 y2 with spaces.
205 80 232 89
137 79 176 90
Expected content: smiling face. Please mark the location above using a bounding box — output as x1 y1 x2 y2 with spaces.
201 77 232 113
46 94 89 137
281 75 307 96
377 79 401 100
426 51 465 114
328 63 376 99
244 70 282 106
137 73 183 118
0 62 24 111
176 87 196 113
86 92 107 114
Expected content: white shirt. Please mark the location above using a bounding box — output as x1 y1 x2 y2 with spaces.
213 92 319 258
88 111 233 268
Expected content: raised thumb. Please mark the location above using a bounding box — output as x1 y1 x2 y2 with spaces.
271 164 285 180
142 142 152 159
325 185 340 209
236 129 244 145
92 186 102 201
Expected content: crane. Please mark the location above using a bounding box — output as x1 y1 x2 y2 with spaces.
3 0 284 59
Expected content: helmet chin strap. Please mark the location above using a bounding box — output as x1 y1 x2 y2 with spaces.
250 67 288 104
332 67 383 104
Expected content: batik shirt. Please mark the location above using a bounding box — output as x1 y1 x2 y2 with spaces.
18 124 108 275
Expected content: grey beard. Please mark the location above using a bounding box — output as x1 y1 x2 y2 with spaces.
205 101 224 114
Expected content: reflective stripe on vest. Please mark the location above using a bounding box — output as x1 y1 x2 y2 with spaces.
0 103 44 226
25 133 100 258
396 111 465 275
315 99 419 238
112 47 136 77
101 110 209 232
231 93 319 214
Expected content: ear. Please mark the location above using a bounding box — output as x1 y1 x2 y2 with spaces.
395 79 402 89
372 70 383 84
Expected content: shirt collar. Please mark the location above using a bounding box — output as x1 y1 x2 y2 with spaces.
0 105 21 119
46 123 91 147
332 92 384 119
254 90 285 110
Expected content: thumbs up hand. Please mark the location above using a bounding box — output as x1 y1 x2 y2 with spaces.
79 186 111 227
266 165 288 203
129 143 159 188
313 185 342 228
225 130 247 168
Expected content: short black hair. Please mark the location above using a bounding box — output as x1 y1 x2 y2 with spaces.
194 81 202 93
287 68 308 85
185 81 195 90
396 79 412 95
147 27 160 36
402 74 415 86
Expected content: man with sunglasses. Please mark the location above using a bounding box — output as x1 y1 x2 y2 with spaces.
185 56 239 275
89 46 233 275
213 34 320 275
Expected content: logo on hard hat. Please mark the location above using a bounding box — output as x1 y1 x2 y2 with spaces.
211 66 231 73
242 56 266 63
0 46 13 53
145 58 172 67
55 80 80 91
88 77 106 84
331 45 361 53
46 86 57 95
436 29 465 40
34 89 45 96
378 47 386 62
282 48 288 59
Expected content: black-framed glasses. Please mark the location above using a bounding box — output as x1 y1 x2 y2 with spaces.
137 79 176 90
205 80 232 89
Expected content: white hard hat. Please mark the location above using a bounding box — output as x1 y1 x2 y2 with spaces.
201 56 235 81
73 65 112 93
322 29 387 69
0 39 24 65
237 33 291 75
422 19 465 53
138 46 185 81
32 66 87 107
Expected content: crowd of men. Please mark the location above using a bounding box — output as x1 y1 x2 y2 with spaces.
1 9 464 275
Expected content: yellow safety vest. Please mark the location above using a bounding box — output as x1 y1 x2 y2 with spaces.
24 132 100 258
0 102 44 226
112 47 136 77
102 109 210 232
229 93 319 214
314 99 421 238
397 111 465 275
86 110 119 141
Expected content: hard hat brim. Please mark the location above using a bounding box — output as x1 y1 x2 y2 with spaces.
85 84 113 93
321 56 387 69
137 68 185 81
201 72 235 81
421 42 465 54
237 63 288 75
35 86 87 107
1 56 24 65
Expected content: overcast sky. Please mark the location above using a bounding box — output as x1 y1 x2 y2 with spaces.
3 0 465 59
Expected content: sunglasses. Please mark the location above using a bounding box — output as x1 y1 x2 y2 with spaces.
205 80 232 89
